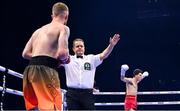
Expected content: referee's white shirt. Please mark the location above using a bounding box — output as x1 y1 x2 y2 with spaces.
64 54 103 89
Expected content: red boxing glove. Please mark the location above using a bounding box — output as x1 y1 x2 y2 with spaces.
59 56 70 64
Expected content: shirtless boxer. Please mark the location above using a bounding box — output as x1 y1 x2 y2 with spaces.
22 2 70 110
120 64 149 111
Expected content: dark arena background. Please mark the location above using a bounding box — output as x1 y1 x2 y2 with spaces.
1 0 180 110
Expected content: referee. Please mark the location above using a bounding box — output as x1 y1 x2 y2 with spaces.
62 34 120 110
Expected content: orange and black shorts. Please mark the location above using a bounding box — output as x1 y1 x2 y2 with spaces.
23 56 62 110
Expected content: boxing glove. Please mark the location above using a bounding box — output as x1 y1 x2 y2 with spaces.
59 56 70 64
121 64 129 76
142 71 149 77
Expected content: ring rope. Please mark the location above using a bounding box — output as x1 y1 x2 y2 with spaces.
0 86 23 96
1 65 180 107
1 86 180 106
95 101 180 106
94 91 180 95
0 66 23 79
1 66 180 95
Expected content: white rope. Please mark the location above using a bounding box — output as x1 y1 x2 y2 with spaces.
1 65 180 107
1 65 180 95
95 101 180 106
2 86 180 97
0 66 6 72
95 102 124 106
1 86 180 106
0 86 67 97
0 66 23 79
0 86 23 96
94 91 180 95
1 85 180 106
94 92 125 95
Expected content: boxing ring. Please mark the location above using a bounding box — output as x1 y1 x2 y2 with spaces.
0 65 180 110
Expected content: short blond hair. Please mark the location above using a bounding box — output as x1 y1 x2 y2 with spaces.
52 2 69 16
73 38 84 48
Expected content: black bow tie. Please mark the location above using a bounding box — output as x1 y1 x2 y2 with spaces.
76 55 83 59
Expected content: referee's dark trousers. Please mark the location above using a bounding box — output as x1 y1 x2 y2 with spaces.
66 87 95 110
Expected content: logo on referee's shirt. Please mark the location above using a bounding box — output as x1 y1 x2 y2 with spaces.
84 62 91 70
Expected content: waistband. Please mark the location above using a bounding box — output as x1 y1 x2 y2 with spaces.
126 95 137 97
29 56 58 69
68 87 93 92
